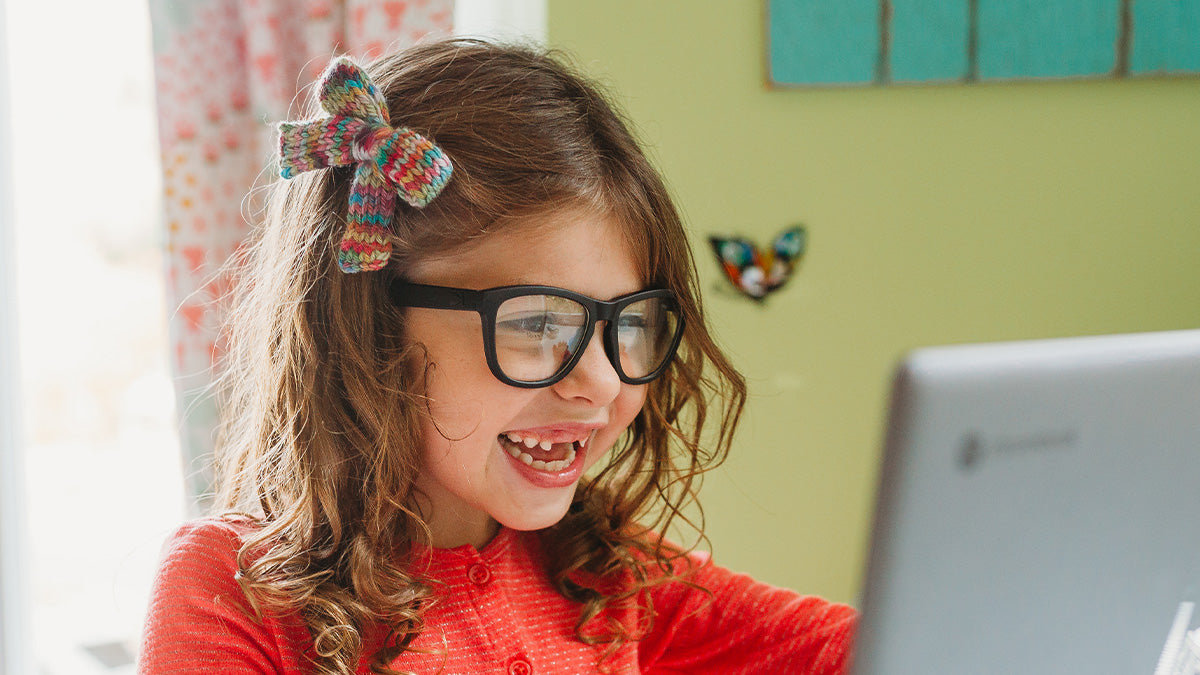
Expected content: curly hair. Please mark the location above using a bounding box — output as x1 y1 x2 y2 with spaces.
215 38 746 674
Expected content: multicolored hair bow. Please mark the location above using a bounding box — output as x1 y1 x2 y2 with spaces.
278 57 453 273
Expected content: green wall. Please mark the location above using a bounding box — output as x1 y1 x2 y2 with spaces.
548 2 1200 604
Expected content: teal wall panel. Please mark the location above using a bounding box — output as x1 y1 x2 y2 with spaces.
768 0 879 85
977 0 1119 79
891 0 971 82
767 0 1199 86
1131 0 1200 74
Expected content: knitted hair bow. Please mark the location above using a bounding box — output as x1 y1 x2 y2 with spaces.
278 57 453 273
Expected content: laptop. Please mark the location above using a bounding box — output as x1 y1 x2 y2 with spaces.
853 329 1200 675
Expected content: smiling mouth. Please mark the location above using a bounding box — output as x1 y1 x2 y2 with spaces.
498 433 589 473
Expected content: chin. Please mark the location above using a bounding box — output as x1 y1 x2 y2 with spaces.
497 498 574 533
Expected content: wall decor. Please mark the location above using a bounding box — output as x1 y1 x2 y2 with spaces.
709 225 808 301
768 0 1200 86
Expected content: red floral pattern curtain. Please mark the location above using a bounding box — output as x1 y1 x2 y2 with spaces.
148 0 454 509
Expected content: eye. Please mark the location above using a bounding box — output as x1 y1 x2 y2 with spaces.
498 312 557 336
618 312 648 330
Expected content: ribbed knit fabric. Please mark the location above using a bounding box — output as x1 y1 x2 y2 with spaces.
138 519 856 674
277 58 453 273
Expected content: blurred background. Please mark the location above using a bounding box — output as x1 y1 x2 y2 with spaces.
1 1 1198 673
3 1 180 673
547 0 1200 607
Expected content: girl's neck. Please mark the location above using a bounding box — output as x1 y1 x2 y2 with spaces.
426 513 502 550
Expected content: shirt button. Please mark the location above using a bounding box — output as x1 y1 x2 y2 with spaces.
507 655 532 675
467 563 491 585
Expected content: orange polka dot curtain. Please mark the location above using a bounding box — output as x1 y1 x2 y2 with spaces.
148 0 454 510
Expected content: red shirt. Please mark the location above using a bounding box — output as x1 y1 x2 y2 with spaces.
139 519 855 674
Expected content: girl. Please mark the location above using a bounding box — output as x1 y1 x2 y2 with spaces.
139 39 855 675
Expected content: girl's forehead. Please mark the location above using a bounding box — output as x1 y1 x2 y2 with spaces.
411 208 649 284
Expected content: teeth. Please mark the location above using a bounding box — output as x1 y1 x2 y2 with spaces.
501 441 578 473
503 431 592 450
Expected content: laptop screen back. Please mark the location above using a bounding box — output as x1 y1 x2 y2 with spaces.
854 330 1200 675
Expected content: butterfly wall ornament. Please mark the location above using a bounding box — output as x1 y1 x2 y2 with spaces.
709 225 807 301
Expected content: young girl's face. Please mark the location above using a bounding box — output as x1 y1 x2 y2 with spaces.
403 209 648 548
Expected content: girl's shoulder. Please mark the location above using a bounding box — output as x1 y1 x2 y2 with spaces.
170 513 260 540
140 516 313 673
637 551 857 674
147 515 266 621
157 515 263 569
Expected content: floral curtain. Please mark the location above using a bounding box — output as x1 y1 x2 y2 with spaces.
148 0 454 510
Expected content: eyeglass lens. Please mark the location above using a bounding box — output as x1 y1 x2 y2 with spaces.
493 294 679 383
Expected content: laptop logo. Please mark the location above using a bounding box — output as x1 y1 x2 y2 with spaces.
958 433 985 470
957 430 1078 471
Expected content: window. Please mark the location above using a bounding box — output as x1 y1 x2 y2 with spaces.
2 1 184 672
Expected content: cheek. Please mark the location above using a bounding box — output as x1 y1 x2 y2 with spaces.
419 366 477 444
419 356 542 457
615 385 648 427
583 385 649 470
409 323 495 439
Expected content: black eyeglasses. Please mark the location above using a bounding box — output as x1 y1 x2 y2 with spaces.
388 281 685 388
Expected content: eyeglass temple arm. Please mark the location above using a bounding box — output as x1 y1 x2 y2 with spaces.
387 281 484 311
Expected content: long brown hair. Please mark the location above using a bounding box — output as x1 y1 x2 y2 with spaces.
216 38 746 674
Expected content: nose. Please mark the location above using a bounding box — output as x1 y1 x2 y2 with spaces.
551 325 622 405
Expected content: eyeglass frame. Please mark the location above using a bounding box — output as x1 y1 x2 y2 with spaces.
387 280 686 389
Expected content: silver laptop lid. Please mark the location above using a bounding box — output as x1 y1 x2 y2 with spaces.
854 330 1200 675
